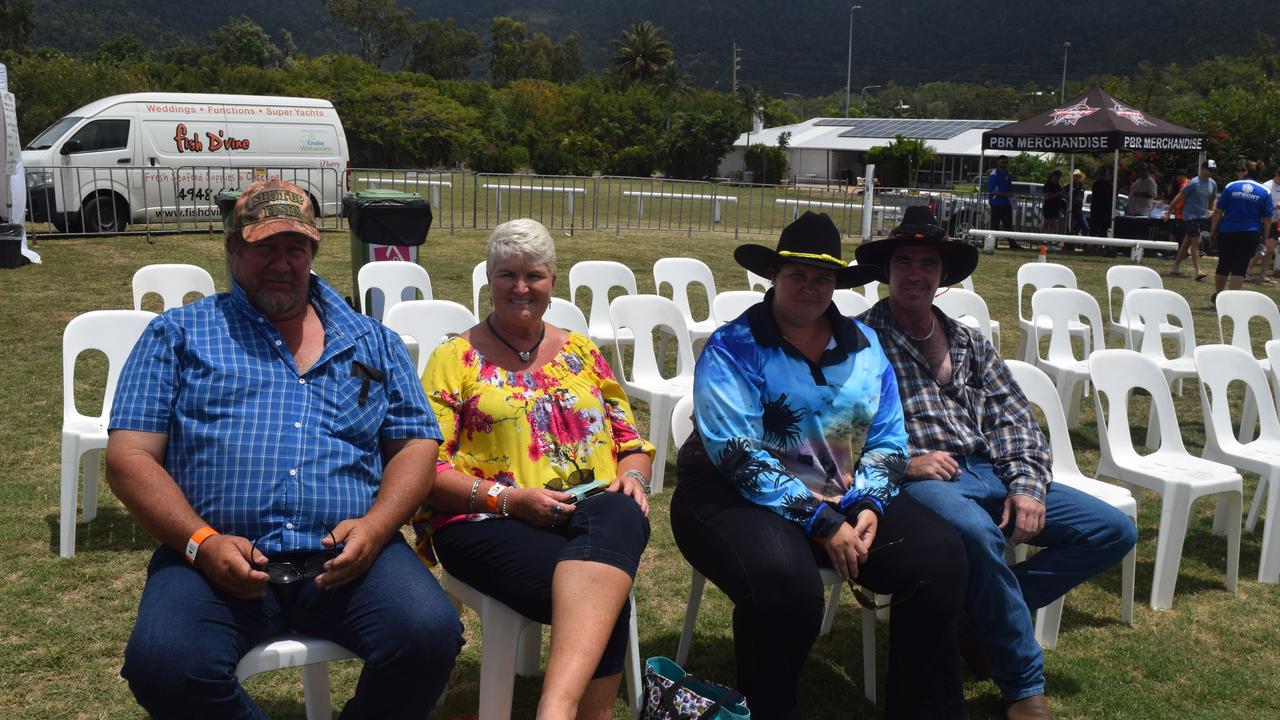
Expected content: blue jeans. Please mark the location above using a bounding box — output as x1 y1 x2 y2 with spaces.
903 455 1137 703
122 538 463 719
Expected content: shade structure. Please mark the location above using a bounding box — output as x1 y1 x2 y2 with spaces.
981 87 1205 153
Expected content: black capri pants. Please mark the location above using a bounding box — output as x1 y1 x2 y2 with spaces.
433 491 650 677
670 439 968 720
1217 230 1261 277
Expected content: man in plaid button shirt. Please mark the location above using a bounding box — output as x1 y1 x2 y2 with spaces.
105 181 461 719
857 207 1136 720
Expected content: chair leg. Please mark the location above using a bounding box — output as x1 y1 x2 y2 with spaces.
859 605 877 705
1033 596 1064 651
1144 402 1160 450
515 623 542 677
1150 488 1192 611
81 448 100 523
1017 328 1033 364
819 582 842 636
1239 390 1259 443
675 570 705 666
1259 472 1280 583
477 603 525 720
60 438 80 558
1224 491 1241 594
1246 476 1267 534
624 593 642 719
300 663 335 720
1120 544 1136 624
647 397 675 494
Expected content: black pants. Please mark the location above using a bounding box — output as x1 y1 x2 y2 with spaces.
434 492 650 677
1217 230 1260 277
669 442 968 720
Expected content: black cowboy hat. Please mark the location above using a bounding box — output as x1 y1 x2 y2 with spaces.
734 211 876 289
853 206 979 287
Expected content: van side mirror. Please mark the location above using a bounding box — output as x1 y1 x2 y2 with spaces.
60 140 83 156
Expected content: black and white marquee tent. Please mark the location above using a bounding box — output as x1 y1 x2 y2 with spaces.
977 87 1206 231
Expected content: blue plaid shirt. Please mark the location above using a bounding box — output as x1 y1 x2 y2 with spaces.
109 274 440 554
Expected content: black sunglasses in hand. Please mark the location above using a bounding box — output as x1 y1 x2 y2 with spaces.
840 536 930 610
251 529 342 584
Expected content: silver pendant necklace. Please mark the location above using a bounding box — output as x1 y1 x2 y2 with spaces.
486 315 545 362
905 315 936 342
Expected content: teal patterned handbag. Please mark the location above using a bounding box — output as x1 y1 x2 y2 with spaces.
641 657 750 720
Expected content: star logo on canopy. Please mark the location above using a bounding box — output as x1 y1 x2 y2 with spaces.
1047 100 1099 127
1110 102 1156 127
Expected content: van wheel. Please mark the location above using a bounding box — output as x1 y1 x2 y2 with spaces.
82 196 128 233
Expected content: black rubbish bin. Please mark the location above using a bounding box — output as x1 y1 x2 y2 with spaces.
0 223 27 269
342 190 432 316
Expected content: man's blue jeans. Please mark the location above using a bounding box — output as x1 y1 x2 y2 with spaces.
903 455 1137 703
121 538 463 719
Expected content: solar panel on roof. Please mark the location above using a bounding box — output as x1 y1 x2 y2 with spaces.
834 118 1008 140
814 118 860 126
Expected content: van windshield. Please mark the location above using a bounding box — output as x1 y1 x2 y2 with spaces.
26 117 82 150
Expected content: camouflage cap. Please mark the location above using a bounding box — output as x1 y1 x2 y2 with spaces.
231 180 320 244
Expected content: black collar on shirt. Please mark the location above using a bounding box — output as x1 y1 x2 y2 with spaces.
747 288 869 384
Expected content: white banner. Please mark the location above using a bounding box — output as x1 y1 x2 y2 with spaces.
2 91 18 177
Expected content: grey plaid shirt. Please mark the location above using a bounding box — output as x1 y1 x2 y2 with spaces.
859 300 1052 502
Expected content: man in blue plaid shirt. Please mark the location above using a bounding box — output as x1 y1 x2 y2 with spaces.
857 207 1136 720
106 181 461 719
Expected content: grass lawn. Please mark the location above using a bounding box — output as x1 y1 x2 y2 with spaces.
3 227 1279 719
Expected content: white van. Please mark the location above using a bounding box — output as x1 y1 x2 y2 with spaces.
22 92 349 233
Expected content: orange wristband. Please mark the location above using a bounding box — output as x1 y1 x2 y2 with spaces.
485 484 503 513
185 526 219 565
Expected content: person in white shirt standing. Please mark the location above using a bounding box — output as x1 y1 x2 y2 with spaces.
1127 163 1158 217
1249 164 1280 283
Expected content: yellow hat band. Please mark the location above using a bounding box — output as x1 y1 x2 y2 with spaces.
777 250 845 266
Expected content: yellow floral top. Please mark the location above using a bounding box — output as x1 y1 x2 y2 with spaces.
411 332 655 565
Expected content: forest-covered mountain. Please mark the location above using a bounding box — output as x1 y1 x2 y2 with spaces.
31 0 1280 97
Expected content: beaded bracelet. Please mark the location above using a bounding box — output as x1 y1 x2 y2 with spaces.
500 487 513 517
468 478 483 512
622 469 652 494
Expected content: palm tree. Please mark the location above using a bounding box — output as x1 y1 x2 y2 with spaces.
611 20 672 84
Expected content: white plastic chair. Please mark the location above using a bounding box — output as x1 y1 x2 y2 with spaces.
131 264 216 311
654 258 717 345
832 289 872 317
236 634 359 720
1090 349 1241 610
1015 263 1090 363
382 300 477 377
1030 288 1106 428
746 269 771 293
356 260 432 322
440 569 642 720
60 310 156 557
1216 290 1280 441
609 295 695 495
1104 265 1181 351
471 260 488 319
570 261 637 365
544 297 589 337
1195 344 1280 583
1124 288 1199 444
934 288 998 347
712 291 763 326
847 260 880 305
668 396 878 703
1007 360 1137 646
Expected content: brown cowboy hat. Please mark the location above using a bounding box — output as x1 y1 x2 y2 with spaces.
734 211 876 289
853 206 979 287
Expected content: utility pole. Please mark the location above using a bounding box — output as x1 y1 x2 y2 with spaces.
732 42 741 94
845 5 861 117
1060 42 1071 103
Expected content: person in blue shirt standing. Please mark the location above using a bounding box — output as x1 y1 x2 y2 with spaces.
1169 162 1217 280
105 181 462 719
989 155 1022 249
1210 162 1275 302
670 212 968 719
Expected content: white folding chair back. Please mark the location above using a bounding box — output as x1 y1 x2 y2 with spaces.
441 569 643 720
544 297 589 337
1195 344 1280 583
570 261 637 356
60 310 157 557
1216 290 1280 357
1123 288 1197 384
1007 360 1136 644
1030 288 1106 427
357 261 432 322
471 260 488 319
654 258 717 343
832 289 872 317
132 264 216 311
1090 349 1241 609
668 395 878 703
236 634 359 720
382 300 477 377
847 260 880 304
934 288 996 346
746 269 772 293
1016 262 1086 362
712 291 763 326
